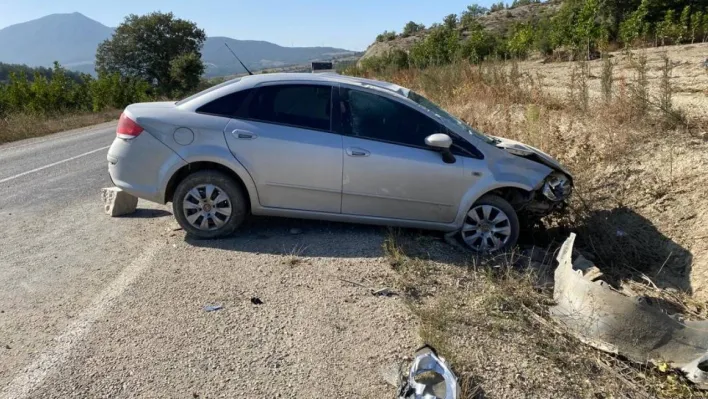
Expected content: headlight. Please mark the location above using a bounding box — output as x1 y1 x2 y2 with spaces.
542 172 573 202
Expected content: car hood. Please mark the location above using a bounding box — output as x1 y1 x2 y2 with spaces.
492 136 572 177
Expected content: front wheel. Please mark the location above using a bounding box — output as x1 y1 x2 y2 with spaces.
460 194 520 253
172 171 247 239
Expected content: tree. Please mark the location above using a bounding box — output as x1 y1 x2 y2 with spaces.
575 0 602 59
95 12 206 96
170 53 206 96
620 0 650 46
690 10 703 43
510 0 539 9
678 5 691 43
402 21 425 37
460 27 496 62
657 10 678 45
490 2 506 13
443 14 458 30
375 30 397 42
507 23 534 58
409 26 461 68
460 4 489 28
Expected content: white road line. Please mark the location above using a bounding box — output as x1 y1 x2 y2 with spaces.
0 240 165 399
0 145 110 184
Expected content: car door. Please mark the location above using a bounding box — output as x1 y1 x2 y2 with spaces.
221 83 343 213
337 87 470 223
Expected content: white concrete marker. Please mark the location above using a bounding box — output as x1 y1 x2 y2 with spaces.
0 240 164 399
0 145 110 184
102 187 138 216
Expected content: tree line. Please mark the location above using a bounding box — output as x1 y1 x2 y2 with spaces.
366 0 708 72
0 12 208 119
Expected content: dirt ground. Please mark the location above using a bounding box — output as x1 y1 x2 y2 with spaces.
523 43 708 119
518 44 708 301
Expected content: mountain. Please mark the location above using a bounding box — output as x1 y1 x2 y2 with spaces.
0 13 113 69
360 1 560 62
0 13 356 76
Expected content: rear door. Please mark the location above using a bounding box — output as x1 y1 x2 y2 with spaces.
337 87 470 223
221 83 343 213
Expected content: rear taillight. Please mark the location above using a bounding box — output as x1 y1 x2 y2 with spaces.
116 113 143 139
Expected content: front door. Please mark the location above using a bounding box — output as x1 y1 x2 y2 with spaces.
338 87 468 223
224 84 343 213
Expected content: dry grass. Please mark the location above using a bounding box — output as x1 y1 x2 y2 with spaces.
383 230 704 398
365 54 708 298
363 52 708 397
0 109 120 144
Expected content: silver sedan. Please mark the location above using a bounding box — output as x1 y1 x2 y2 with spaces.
107 73 572 252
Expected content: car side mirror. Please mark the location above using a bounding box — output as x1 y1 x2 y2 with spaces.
425 134 456 164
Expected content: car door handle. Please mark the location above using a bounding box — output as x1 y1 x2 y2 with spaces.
232 129 257 140
346 147 370 157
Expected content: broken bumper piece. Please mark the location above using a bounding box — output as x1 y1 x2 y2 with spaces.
551 233 708 389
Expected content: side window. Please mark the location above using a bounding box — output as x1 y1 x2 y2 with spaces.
451 136 484 159
341 88 445 148
196 89 252 118
247 85 332 131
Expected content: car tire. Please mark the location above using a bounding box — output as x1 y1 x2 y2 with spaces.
172 170 247 239
460 194 520 253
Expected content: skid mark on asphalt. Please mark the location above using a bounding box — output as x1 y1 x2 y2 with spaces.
0 145 110 184
0 240 165 399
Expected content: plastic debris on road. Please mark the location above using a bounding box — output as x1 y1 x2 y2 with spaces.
384 345 460 399
203 305 223 312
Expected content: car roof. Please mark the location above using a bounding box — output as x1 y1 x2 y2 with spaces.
177 72 413 111
241 72 411 98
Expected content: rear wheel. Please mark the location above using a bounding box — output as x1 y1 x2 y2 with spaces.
173 171 247 239
460 194 519 253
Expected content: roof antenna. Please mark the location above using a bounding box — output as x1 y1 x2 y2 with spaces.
224 42 253 76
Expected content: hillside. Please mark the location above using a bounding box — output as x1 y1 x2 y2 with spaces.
0 13 113 69
0 13 356 76
360 1 560 62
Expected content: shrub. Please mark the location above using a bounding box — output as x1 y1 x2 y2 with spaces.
376 30 397 42
409 26 461 68
0 62 153 116
402 21 425 37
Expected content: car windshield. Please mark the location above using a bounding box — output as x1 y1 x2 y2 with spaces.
408 91 498 144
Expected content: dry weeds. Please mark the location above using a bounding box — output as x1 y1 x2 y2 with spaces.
364 46 708 397
0 110 119 144
384 230 704 398
371 52 708 300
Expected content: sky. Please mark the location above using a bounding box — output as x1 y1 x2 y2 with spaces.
0 0 499 51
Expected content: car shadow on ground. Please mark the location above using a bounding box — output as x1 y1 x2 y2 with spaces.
120 208 173 218
186 206 694 294
185 215 433 259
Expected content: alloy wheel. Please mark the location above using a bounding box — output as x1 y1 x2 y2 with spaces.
461 205 512 253
182 184 233 231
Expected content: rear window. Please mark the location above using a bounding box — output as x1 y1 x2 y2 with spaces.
247 84 332 131
176 77 242 106
196 89 252 118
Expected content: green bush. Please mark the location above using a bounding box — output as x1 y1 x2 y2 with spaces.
0 62 152 117
376 30 397 42
360 50 410 73
402 21 425 37
409 26 461 68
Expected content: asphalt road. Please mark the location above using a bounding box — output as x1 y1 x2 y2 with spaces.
0 124 416 398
